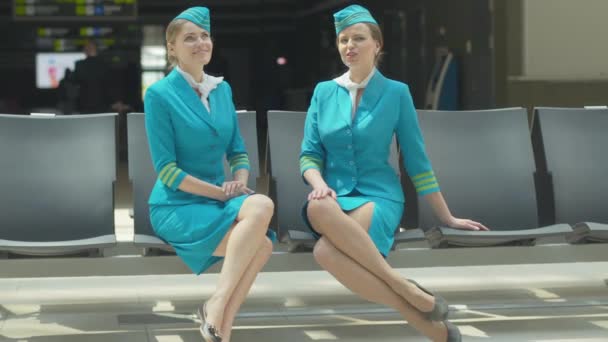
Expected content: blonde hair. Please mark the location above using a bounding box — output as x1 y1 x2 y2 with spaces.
368 23 385 65
165 19 189 68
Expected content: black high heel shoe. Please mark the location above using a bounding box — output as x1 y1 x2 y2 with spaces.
443 321 462 342
407 279 449 321
197 302 223 342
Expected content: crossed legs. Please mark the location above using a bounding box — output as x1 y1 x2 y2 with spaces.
204 194 274 342
308 198 449 341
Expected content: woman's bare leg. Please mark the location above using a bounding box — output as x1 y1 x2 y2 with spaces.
204 194 274 332
307 198 436 313
217 237 272 342
314 236 448 341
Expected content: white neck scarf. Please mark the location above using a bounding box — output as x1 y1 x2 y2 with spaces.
334 67 376 117
176 66 224 113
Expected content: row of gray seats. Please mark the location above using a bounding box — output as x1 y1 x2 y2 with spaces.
0 107 606 257
269 108 608 250
0 112 259 257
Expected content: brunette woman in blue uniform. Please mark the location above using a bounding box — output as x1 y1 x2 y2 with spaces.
144 7 275 342
300 5 488 342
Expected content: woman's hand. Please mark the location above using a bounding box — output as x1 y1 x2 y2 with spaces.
445 217 489 231
307 186 337 201
221 181 254 201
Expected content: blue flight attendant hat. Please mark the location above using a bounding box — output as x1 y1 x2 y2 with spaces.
174 6 211 33
333 4 378 34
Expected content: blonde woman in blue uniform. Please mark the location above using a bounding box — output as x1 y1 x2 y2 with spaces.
300 5 488 342
144 7 275 342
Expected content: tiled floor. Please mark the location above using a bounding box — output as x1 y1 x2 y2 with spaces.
2 263 608 341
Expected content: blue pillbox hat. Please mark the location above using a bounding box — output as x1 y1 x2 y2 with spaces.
174 6 211 33
334 4 377 34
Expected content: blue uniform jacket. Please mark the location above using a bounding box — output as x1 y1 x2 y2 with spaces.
300 71 439 202
144 68 249 206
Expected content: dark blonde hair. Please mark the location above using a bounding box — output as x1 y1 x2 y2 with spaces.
165 19 189 68
367 23 385 65
336 23 384 65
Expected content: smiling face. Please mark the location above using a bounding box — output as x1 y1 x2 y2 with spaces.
337 23 381 71
167 20 213 71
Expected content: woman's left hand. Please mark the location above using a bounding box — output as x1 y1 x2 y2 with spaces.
222 181 253 197
446 217 489 231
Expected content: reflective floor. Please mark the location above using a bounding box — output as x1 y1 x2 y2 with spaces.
2 263 608 341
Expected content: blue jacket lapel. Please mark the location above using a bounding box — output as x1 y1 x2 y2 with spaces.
356 71 386 123
336 83 353 127
167 69 217 131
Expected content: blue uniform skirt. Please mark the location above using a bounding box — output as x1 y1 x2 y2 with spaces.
150 194 276 275
302 192 404 257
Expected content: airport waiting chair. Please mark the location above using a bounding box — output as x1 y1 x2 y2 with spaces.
266 110 424 251
127 113 164 250
127 111 262 251
227 110 261 192
415 108 572 248
0 113 118 256
533 107 608 243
